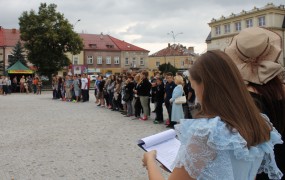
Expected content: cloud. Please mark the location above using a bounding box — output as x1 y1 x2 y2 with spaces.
0 0 283 54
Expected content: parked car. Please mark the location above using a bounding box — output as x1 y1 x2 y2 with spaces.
89 75 98 81
40 75 49 81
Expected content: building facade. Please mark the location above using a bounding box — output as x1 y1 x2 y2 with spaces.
207 3 285 66
0 27 23 73
0 27 149 76
148 43 197 71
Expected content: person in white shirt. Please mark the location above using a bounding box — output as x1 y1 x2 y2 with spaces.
81 74 88 102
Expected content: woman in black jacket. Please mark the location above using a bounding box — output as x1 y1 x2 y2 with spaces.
136 71 151 120
124 76 135 117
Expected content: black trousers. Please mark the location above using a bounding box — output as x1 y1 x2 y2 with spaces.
156 101 163 121
134 97 142 117
82 89 88 102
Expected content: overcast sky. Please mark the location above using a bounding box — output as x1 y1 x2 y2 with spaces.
0 0 283 54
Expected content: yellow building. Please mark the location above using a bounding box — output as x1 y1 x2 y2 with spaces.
148 43 197 71
207 3 285 66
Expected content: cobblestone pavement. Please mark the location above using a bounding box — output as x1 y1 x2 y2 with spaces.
0 92 170 180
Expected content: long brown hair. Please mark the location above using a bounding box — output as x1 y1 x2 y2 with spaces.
249 77 285 134
190 50 271 146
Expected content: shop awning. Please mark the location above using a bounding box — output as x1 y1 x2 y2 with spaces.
7 61 34 74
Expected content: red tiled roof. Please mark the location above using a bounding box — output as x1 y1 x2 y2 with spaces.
79 33 121 51
150 44 196 57
0 28 21 47
109 35 149 52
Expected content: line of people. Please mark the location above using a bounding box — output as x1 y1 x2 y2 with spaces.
52 74 90 102
93 71 196 128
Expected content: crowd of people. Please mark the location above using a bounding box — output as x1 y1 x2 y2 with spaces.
51 71 197 128
0 75 43 95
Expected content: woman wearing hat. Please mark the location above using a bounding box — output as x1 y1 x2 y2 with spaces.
142 50 283 180
225 27 285 179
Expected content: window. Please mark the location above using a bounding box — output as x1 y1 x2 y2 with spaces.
235 21 241 31
258 16 265 27
73 56 79 65
8 54 13 61
106 56 111 64
215 26 221 35
181 59 185 67
97 56 102 64
156 62 160 67
87 56 93 64
246 19 253 28
132 57 136 67
125 58 129 65
224 24 230 33
114 57 120 64
140 58 144 66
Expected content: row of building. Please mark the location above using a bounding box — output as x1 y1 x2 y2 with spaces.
0 28 197 76
0 3 285 77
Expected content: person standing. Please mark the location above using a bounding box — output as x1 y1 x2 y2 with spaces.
164 72 176 126
81 74 88 102
32 77 38 94
37 77 42 95
12 76 17 92
168 75 184 128
2 76 8 96
7 77 11 94
124 76 135 117
20 76 25 93
72 75 80 102
0 76 3 95
225 27 285 179
153 77 165 124
136 71 152 121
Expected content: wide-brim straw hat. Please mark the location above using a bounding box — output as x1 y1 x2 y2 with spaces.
225 27 284 85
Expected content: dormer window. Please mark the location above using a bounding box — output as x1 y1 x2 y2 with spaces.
106 44 114 48
89 44 97 48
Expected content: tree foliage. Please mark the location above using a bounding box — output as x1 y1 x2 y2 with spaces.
0 60 4 75
158 63 178 75
19 3 83 76
9 41 27 68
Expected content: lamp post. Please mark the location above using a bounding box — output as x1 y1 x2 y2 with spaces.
167 31 183 68
73 19 81 28
72 19 81 74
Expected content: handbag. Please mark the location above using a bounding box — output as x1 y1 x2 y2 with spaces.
174 90 186 104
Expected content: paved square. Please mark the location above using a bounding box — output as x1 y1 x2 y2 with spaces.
0 92 169 180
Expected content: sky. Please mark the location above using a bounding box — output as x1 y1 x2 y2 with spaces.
0 0 284 54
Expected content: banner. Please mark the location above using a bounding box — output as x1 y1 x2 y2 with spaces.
8 70 33 74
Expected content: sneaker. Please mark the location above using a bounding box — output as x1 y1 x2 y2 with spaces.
140 117 148 121
97 104 101 106
153 120 163 124
165 119 170 125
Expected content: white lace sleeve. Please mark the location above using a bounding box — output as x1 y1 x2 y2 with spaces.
174 135 216 178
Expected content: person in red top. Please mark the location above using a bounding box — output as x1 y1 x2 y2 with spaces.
32 77 38 94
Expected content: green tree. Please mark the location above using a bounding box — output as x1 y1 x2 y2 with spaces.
0 60 4 75
158 63 178 75
9 41 27 68
19 3 83 76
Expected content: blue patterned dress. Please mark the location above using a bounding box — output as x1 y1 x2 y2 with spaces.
172 116 283 180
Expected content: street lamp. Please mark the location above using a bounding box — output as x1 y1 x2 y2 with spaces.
167 31 183 68
73 19 81 28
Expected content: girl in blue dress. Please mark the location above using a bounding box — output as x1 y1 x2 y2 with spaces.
142 50 283 180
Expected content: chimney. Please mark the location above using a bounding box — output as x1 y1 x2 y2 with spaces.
12 28 16 33
188 47 194 53
168 43 170 48
100 32 103 40
0 26 2 30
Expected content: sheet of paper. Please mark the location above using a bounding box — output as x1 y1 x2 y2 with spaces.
142 138 181 172
138 129 176 148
